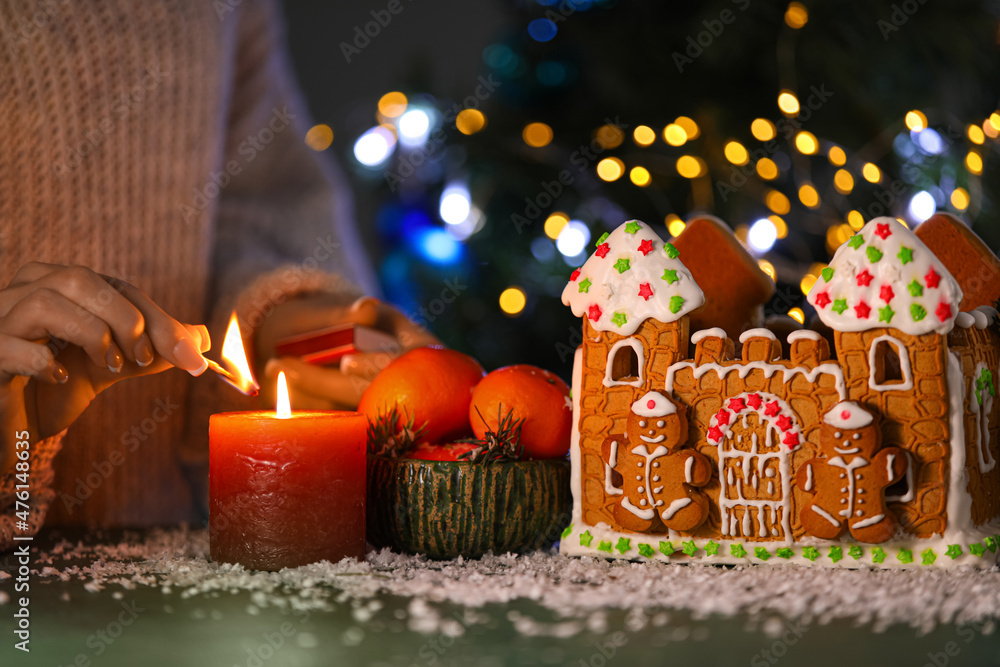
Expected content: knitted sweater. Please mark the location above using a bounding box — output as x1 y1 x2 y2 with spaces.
0 0 377 548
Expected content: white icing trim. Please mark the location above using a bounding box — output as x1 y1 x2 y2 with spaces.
603 338 645 388
604 441 623 496
867 335 914 392
826 455 870 523
566 347 584 540
691 327 728 344
823 401 874 429
970 310 989 329
851 513 885 529
885 453 915 503
804 464 814 491
661 497 692 521
812 505 841 527
786 330 822 343
684 456 694 484
631 390 676 417
665 360 848 402
975 306 998 324
945 352 973 537
739 328 777 343
621 496 654 520
971 362 997 474
955 312 975 329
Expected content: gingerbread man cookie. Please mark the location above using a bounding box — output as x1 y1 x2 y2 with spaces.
796 401 908 543
602 391 712 533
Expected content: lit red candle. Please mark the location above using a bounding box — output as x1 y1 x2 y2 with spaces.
209 316 366 571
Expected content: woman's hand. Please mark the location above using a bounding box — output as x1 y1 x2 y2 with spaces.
255 295 439 410
0 263 211 471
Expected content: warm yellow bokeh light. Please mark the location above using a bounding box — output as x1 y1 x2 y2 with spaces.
666 215 685 237
596 124 625 149
455 109 486 135
765 189 790 215
757 157 779 180
951 187 970 211
543 212 569 240
757 259 776 281
833 169 854 194
663 124 687 146
896 218 909 229
629 166 651 187
798 183 820 208
633 125 656 146
862 162 881 183
377 92 408 118
828 146 846 166
968 124 985 145
990 112 1000 131
847 210 865 230
751 118 777 141
966 151 983 174
734 224 749 244
788 307 805 324
785 2 808 28
984 119 999 139
825 224 852 253
800 274 817 295
499 287 526 315
675 116 700 140
769 215 788 239
304 124 334 151
794 131 818 155
904 110 927 132
778 90 800 115
724 141 749 165
523 122 553 148
596 157 625 181
676 155 703 178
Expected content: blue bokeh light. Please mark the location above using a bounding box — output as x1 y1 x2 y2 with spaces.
528 18 558 42
416 228 462 264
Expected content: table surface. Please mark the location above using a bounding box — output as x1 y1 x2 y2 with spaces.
1 528 999 667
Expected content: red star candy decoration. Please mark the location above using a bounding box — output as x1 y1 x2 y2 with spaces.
775 414 792 431
782 432 800 448
855 301 871 319
764 401 781 417
588 304 602 322
708 426 723 442
879 284 894 303
595 243 610 258
746 393 762 409
925 267 941 289
638 283 654 301
856 270 873 287
728 397 747 412
874 223 892 240
637 239 654 256
814 291 832 309
570 269 580 282
716 409 731 426
936 302 952 322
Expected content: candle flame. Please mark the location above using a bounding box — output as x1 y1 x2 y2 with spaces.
220 313 261 395
276 371 291 419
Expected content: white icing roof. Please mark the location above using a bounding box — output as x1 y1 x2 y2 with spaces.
823 401 873 429
739 328 776 343
631 391 677 417
561 219 705 336
806 217 963 336
691 327 728 344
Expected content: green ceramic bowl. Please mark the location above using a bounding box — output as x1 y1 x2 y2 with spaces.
366 455 571 559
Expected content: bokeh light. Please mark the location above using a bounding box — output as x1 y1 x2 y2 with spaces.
455 109 486 135
908 190 936 222
597 124 624 148
663 123 687 146
798 183 820 208
597 157 625 181
676 155 704 178
528 18 558 42
544 212 569 239
398 108 431 146
629 166 651 186
304 124 333 151
724 141 749 165
765 189 790 214
439 184 471 225
785 2 808 28
777 91 800 115
828 146 846 166
757 259 776 280
523 122 553 147
353 125 396 166
833 169 854 194
757 157 779 180
788 307 805 324
951 187 970 211
751 118 776 141
794 131 818 155
966 151 983 174
905 110 927 132
847 210 865 230
769 215 788 239
674 116 700 140
556 220 591 257
499 287 527 315
748 218 778 253
862 162 881 183
377 92 408 118
968 124 985 144
633 125 656 146
666 215 685 237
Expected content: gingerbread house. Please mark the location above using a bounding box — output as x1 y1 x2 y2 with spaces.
560 217 1000 568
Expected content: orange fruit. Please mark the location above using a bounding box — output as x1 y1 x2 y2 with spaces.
404 442 479 461
358 346 485 444
469 365 572 459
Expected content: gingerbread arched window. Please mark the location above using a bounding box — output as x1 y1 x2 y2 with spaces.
868 335 913 391
603 338 644 388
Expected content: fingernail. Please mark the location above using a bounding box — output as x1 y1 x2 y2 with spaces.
196 325 211 352
134 335 154 367
173 338 208 376
53 363 69 384
106 347 124 374
339 354 358 374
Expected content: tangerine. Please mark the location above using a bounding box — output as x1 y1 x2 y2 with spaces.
358 346 485 444
469 365 572 459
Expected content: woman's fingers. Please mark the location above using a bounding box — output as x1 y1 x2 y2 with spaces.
109 281 207 375
0 333 67 384
264 357 371 408
339 352 395 381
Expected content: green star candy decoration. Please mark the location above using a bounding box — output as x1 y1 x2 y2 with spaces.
596 232 610 246
597 540 613 553
730 543 747 558
664 242 679 259
911 304 927 322
832 299 849 315
579 530 593 547
611 311 628 327
616 537 631 554
871 547 887 564
561 524 574 539
921 548 937 565
897 246 914 265
704 540 720 556
821 267 835 282
897 549 913 564
986 535 1000 552
828 546 843 563
754 547 771 561
613 257 631 274
847 235 865 250
659 541 676 556
945 544 963 560
637 543 655 558
848 545 864 561
776 548 794 559
624 221 641 234
879 305 895 323
682 540 698 556
661 268 679 284
866 246 884 263
969 543 986 557
801 546 820 562
907 279 923 297
669 295 685 313
578 277 592 293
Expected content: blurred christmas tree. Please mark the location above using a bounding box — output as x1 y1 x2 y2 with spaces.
344 0 999 379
